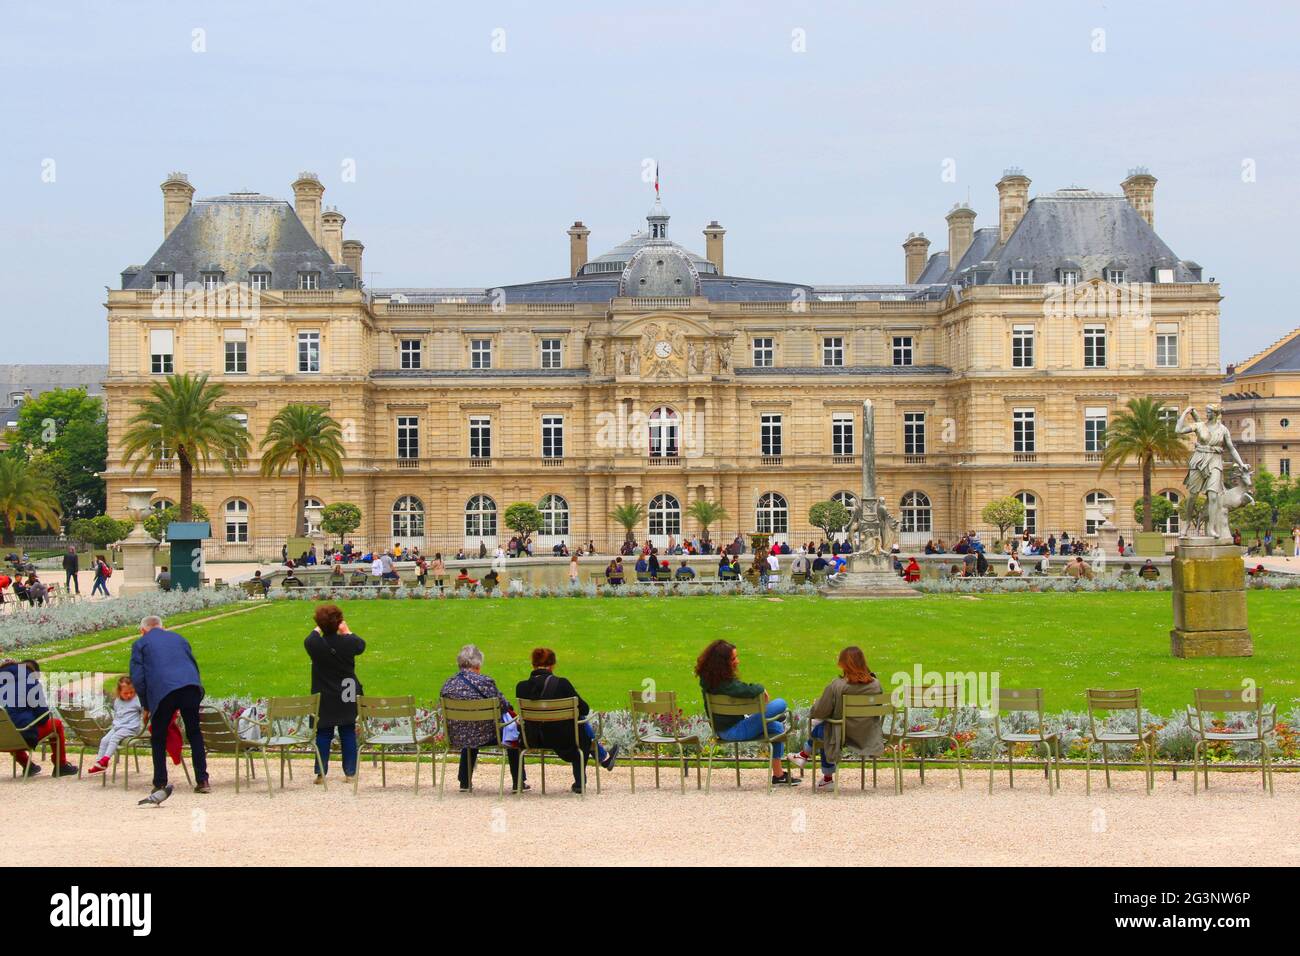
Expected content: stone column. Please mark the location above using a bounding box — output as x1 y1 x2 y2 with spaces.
1170 538 1253 658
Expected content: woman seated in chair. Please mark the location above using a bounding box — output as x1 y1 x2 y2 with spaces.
515 648 619 793
0 658 76 776
789 646 883 789
694 640 798 786
440 644 526 792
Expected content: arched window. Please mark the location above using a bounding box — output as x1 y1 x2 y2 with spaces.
1160 490 1181 534
150 498 174 513
648 406 680 459
391 496 424 538
465 495 496 538
1014 491 1038 535
756 492 788 535
538 494 569 537
900 491 932 533
304 497 324 535
832 491 857 533
224 498 250 544
648 493 681 537
1084 490 1112 535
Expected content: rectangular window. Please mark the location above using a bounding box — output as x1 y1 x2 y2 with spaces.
225 514 248 544
250 272 270 291
1012 324 1035 368
1156 324 1179 367
539 338 562 369
470 338 493 370
1084 406 1107 453
399 338 422 370
149 329 174 374
469 416 491 458
202 272 222 291
297 331 320 373
396 416 419 460
904 412 926 455
1105 268 1126 284
1058 269 1080 285
831 412 854 456
1011 269 1032 285
152 273 173 291
223 328 247 374
542 415 564 458
822 337 844 367
298 272 319 290
1013 408 1036 453
752 337 774 368
892 335 914 367
1083 325 1107 368
1280 458 1291 477
760 413 782 456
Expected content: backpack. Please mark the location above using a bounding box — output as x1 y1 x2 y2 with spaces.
102 561 113 578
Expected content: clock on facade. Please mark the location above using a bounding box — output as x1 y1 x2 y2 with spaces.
654 341 672 358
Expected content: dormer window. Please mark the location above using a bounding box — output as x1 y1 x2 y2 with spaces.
201 272 223 291
1010 269 1033 285
1105 268 1126 284
1058 269 1080 285
1153 268 1175 283
152 272 173 291
298 272 320 290
249 272 270 291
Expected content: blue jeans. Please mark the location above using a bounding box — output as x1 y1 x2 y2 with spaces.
719 699 787 759
581 723 608 762
806 722 834 773
92 576 109 597
315 723 358 776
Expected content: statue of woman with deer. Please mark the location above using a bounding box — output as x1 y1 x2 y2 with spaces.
1176 404 1252 541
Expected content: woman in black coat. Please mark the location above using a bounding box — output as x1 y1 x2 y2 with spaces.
304 604 365 782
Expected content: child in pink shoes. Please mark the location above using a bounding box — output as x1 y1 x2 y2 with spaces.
88 676 144 775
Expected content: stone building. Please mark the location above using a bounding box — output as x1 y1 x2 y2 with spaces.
101 168 1222 558
0 365 107 450
1223 329 1300 480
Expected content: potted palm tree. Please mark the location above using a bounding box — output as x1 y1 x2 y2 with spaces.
687 499 727 548
259 403 346 538
608 501 646 549
1100 397 1188 556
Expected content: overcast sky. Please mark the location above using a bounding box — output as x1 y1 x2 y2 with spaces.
2 0 1296 366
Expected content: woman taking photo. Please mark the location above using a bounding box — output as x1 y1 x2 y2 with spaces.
789 646 883 789
695 640 798 786
304 604 365 783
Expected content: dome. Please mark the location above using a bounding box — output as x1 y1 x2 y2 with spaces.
618 243 702 296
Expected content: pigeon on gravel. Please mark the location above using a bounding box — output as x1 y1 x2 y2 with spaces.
137 783 174 807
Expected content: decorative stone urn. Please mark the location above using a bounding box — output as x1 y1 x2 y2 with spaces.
119 487 160 596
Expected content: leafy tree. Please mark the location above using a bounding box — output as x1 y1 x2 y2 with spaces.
1234 501 1276 550
9 388 107 520
687 499 728 544
1100 397 1188 532
0 455 62 546
503 502 543 547
981 496 1025 543
143 503 210 541
70 514 134 548
259 404 346 536
608 502 646 544
808 499 851 542
320 502 362 545
120 373 251 521
1132 495 1176 529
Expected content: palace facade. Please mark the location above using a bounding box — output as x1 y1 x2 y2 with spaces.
102 168 1222 558
1223 328 1300 480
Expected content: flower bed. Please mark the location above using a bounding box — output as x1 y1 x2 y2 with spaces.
265 580 825 601
915 573 1299 594
0 588 246 654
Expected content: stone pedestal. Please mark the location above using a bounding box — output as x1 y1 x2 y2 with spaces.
821 551 920 599
1169 538 1252 658
119 534 160 596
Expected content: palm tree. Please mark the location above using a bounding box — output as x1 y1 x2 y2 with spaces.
120 373 250 521
608 501 646 546
687 499 728 545
1100 397 1189 532
0 456 63 546
259 404 346 536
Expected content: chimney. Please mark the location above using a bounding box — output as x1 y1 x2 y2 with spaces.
995 167 1031 242
292 172 325 244
567 221 590 278
902 232 931 283
320 206 345 263
1121 167 1157 228
161 172 195 237
342 239 364 283
704 221 726 275
945 203 976 270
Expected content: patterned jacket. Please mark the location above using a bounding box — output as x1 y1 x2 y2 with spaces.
439 669 511 749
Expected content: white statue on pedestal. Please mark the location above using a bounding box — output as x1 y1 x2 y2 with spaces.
1176 404 1252 542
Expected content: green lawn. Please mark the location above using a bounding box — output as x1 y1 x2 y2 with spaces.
38 591 1300 714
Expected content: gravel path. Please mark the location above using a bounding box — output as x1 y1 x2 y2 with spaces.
3 758 1294 867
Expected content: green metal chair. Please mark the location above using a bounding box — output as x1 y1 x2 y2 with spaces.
515 697 602 796
627 690 700 794
58 704 173 790
356 695 437 795
987 688 1060 795
897 685 965 789
809 692 904 796
257 694 326 796
194 706 262 794
438 695 509 797
1189 688 1275 796
702 693 792 794
1085 688 1156 794
0 710 56 781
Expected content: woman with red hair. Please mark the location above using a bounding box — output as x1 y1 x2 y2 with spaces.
790 646 884 789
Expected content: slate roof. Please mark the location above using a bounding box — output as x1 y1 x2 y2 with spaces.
1233 334 1300 376
123 193 356 291
0 364 107 427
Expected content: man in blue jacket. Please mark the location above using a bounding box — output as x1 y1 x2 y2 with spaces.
129 615 210 794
